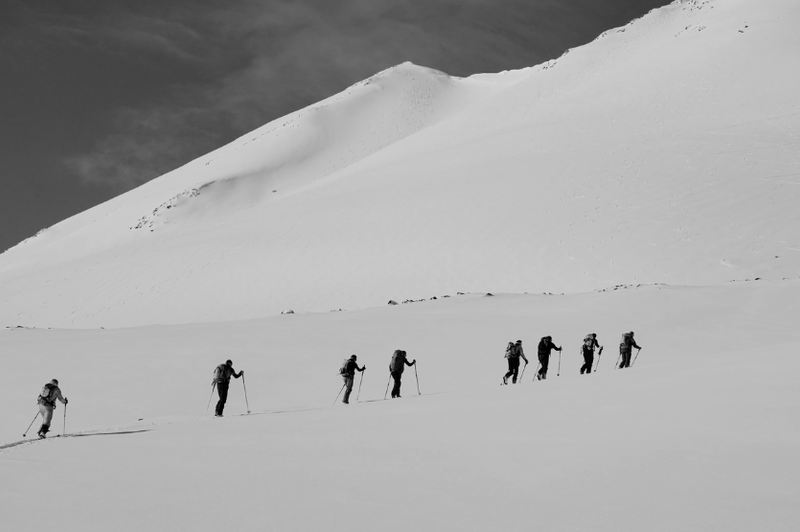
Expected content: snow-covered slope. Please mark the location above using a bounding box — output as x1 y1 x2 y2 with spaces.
2 279 799 531
1 0 798 328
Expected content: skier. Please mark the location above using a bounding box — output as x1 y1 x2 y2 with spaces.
212 359 243 417
389 350 415 398
619 331 641 368
340 354 365 404
503 340 529 384
536 336 562 380
580 333 602 374
36 379 67 438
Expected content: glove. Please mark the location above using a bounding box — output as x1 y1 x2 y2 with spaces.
64 397 69 405
362 365 367 370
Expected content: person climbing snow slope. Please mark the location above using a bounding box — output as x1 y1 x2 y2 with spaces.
212 359 243 417
503 340 529 384
536 336 562 380
389 350 415 398
36 379 67 438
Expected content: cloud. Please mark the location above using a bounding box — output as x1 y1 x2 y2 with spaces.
63 104 223 189
50 0 671 190
6 0 226 66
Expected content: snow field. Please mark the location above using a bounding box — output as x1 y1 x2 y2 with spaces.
2 279 799 531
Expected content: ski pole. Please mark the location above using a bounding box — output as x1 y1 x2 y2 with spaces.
356 370 365 402
333 383 346 406
557 351 562 377
205 383 216 415
242 375 251 414
632 348 642 367
414 364 421 395
63 403 67 436
532 363 541 382
23 411 40 437
594 346 603 372
519 362 527 381
615 352 622 370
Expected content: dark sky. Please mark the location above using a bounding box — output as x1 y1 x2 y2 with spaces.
0 0 670 252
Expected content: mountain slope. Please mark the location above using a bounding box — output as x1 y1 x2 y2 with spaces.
1 0 798 328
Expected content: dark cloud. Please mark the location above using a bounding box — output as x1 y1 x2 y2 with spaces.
0 0 667 200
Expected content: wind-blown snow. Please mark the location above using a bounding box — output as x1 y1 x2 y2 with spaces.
1 1 799 531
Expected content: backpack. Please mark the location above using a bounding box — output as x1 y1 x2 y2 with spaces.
339 358 350 376
584 335 596 349
620 333 633 348
538 338 549 355
389 351 404 372
38 383 55 406
212 364 227 383
505 344 515 358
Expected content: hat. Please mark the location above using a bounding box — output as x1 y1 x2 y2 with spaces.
226 359 233 365
516 340 522 344
50 379 59 386
629 331 635 336
350 354 357 360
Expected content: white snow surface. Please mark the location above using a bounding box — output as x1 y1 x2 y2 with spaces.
2 281 799 531
1 0 800 530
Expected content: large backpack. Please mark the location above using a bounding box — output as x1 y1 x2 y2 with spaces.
37 383 56 407
212 364 227 383
389 351 404 372
339 358 350 376
538 337 549 355
505 343 516 359
583 335 596 350
620 333 633 348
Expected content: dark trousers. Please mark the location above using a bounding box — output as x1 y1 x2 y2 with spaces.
581 352 594 374
391 371 403 397
620 349 632 368
504 357 520 383
215 381 230 415
342 375 354 403
537 353 550 378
